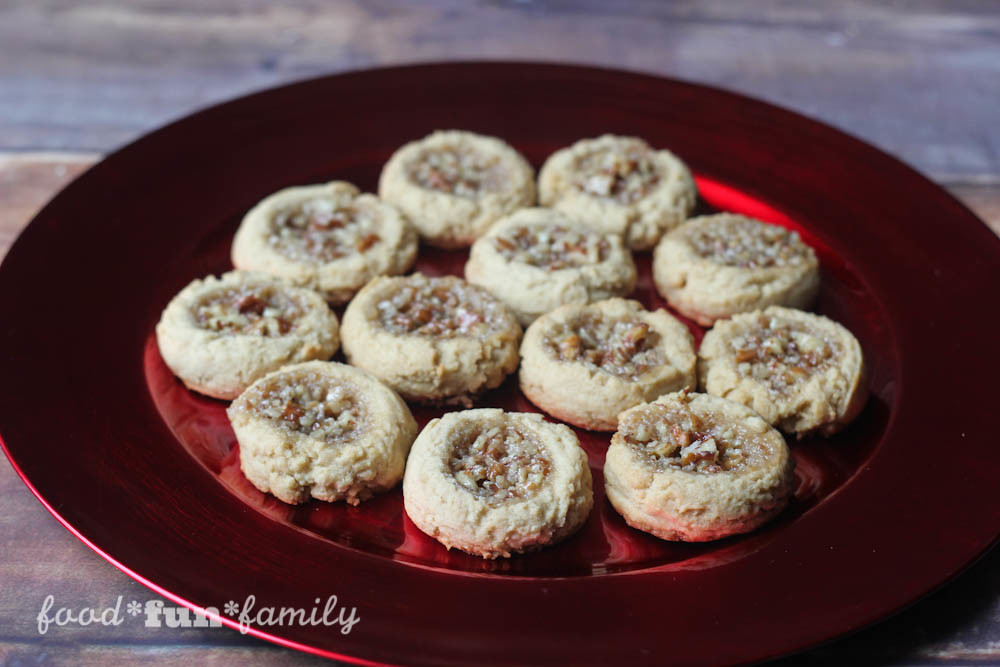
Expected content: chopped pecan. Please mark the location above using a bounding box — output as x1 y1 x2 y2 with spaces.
267 198 383 263
545 314 663 380
558 334 582 360
687 216 811 269
671 423 692 448
356 233 380 251
236 293 266 315
448 424 551 502
492 223 611 269
281 403 305 422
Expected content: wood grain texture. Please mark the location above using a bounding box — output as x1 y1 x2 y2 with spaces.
1 1 999 181
0 155 998 664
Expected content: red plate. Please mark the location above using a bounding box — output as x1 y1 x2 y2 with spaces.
1 63 999 665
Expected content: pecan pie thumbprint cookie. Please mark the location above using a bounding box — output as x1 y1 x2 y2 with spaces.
605 391 795 542
156 271 339 399
519 298 696 431
465 207 637 325
698 306 868 437
231 181 418 305
403 409 593 558
340 274 522 405
653 213 819 325
228 361 417 505
538 134 697 250
378 130 535 248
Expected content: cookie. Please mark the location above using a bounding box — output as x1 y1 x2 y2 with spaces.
464 207 637 325
340 274 522 405
698 306 868 436
155 271 340 399
653 213 820 325
402 408 593 558
519 298 697 431
231 181 418 305
378 130 536 247
604 391 795 542
228 361 417 505
538 134 697 250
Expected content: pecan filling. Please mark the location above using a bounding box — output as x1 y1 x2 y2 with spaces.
375 276 509 338
267 198 380 263
621 395 748 473
688 218 810 269
246 370 364 442
448 423 551 502
730 314 838 393
408 147 504 198
194 285 302 336
546 315 664 379
575 142 661 204
493 223 611 270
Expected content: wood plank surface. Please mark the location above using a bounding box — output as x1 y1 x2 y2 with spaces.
1 1 999 182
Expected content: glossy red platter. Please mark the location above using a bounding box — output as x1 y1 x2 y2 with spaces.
1 63 999 665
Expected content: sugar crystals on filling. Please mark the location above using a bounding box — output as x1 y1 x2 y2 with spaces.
688 217 811 269
547 314 665 379
575 141 661 204
408 147 504 198
620 394 754 473
493 223 611 270
267 198 380 263
194 285 303 336
730 313 838 394
245 370 363 442
375 276 509 338
448 422 551 501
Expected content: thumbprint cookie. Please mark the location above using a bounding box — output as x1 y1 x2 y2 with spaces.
538 134 697 250
605 391 795 542
340 274 522 405
464 207 637 325
519 298 697 431
378 130 535 247
403 409 593 558
228 361 417 505
156 271 339 399
231 181 418 304
653 214 819 325
698 306 868 436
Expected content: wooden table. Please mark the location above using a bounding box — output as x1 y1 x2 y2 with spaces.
1 2 998 664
